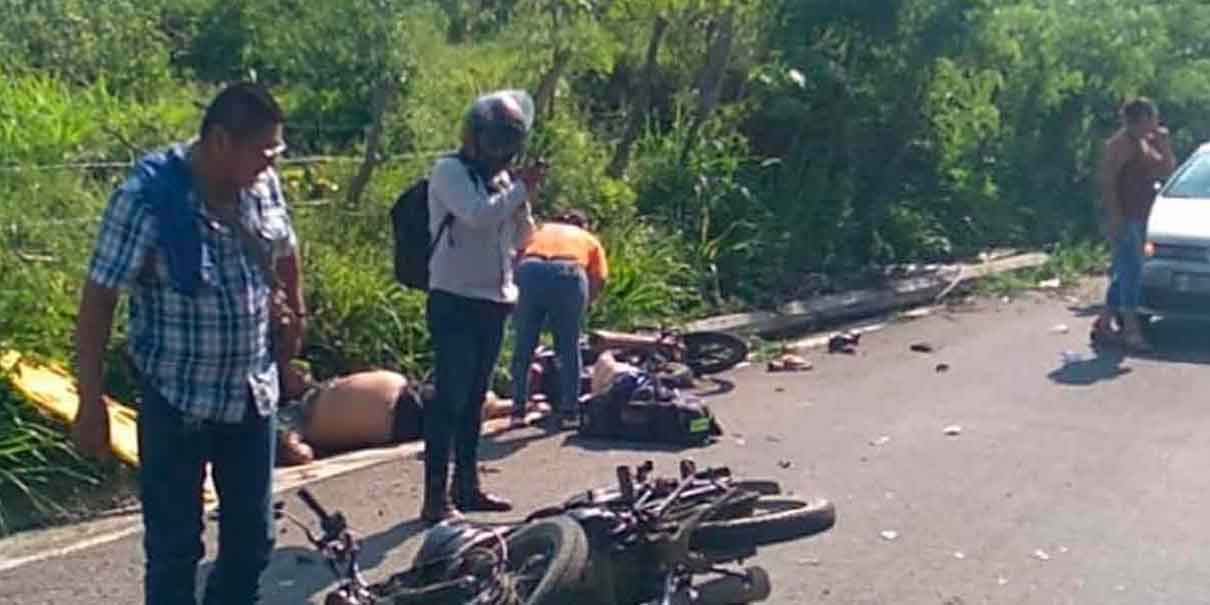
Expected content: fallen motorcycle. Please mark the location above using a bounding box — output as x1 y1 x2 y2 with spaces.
529 327 749 404
279 490 588 605
525 458 835 604
587 327 749 376
282 459 834 605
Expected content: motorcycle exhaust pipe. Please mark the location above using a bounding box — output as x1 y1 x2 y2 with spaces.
694 566 772 604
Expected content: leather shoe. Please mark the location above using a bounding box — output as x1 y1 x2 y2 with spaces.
453 489 513 512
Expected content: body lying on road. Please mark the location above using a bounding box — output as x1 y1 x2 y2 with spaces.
274 363 546 466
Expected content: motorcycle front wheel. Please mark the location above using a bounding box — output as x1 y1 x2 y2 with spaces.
504 515 591 604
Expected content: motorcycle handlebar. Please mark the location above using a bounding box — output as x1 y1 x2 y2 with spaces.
298 488 331 524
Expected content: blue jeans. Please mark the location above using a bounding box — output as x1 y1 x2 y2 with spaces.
511 259 588 415
1106 220 1147 312
137 379 276 605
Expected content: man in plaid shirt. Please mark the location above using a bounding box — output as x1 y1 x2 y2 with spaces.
72 82 304 605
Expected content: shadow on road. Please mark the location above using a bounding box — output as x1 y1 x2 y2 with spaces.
479 428 561 462
561 433 715 454
1047 347 1131 386
1049 315 1210 385
201 511 428 603
1067 303 1104 319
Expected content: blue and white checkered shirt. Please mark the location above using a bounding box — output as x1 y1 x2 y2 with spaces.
87 143 298 423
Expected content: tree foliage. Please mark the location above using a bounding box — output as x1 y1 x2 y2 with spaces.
3 0 1209 335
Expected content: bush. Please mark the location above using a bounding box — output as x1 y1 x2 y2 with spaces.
10 0 1201 532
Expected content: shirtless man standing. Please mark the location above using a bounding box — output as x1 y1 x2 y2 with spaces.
1094 97 1176 350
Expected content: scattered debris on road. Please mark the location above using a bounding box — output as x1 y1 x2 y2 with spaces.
870 435 892 447
880 530 900 541
778 460 793 469
828 332 861 354
953 551 966 560
768 353 812 372
910 342 935 353
1032 548 1051 561
997 577 1009 586
1050 324 1070 334
936 363 951 373
797 557 822 567
944 425 963 436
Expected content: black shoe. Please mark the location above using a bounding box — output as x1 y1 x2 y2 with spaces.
540 410 577 432
420 498 464 524
453 489 513 512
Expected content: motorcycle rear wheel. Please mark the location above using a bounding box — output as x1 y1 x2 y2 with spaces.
691 498 836 550
683 331 749 375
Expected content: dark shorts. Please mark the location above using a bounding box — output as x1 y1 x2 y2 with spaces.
276 380 331 434
391 385 425 443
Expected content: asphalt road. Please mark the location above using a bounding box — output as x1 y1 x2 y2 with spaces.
4 285 1210 605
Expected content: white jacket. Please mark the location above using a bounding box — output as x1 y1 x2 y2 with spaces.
427 155 535 303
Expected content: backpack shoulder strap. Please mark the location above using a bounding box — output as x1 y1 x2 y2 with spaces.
429 213 454 256
428 151 471 253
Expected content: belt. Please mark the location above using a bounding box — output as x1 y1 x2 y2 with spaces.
522 253 579 263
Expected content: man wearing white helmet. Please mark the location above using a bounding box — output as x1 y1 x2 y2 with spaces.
421 90 547 523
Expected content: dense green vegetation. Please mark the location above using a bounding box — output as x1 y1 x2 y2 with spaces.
1 0 1205 530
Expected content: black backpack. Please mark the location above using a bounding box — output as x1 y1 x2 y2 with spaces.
578 372 723 447
390 178 452 291
391 155 490 291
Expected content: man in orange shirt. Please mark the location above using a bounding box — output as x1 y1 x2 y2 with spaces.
509 209 607 428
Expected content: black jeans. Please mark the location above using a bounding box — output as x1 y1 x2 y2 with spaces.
137 379 276 605
425 289 510 497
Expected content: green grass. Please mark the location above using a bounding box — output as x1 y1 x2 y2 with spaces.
0 385 102 533
976 241 1109 296
0 10 1124 534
